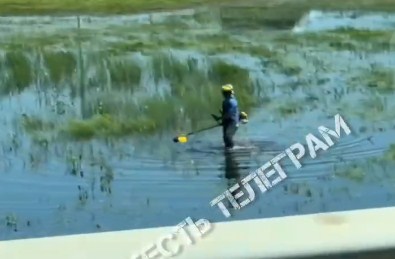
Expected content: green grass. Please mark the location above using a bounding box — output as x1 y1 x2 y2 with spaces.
332 28 394 42
140 95 183 130
107 58 142 90
357 95 386 120
13 0 395 141
43 50 77 85
2 51 32 94
152 52 258 111
63 93 206 140
63 114 157 140
273 28 395 52
328 29 395 51
335 164 365 183
276 54 304 75
46 55 261 140
273 100 305 118
365 67 395 93
0 48 143 95
0 0 236 15
21 114 55 133
383 144 395 162
1 26 275 58
152 52 195 84
12 44 262 141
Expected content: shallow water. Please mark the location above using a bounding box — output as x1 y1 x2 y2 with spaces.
1 7 395 244
293 10 395 32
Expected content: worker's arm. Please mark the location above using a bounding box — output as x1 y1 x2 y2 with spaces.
211 100 228 123
222 100 232 120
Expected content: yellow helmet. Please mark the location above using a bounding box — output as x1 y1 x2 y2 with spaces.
222 84 234 94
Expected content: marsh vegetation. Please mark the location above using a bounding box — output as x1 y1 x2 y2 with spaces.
1 0 395 240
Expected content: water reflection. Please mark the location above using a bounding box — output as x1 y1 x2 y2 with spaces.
224 149 241 189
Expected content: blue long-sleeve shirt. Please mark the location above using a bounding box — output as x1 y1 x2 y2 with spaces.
222 96 239 124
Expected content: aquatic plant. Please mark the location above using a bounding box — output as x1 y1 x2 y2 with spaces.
210 61 257 110
14 49 266 141
77 185 89 206
353 94 387 121
63 114 157 140
152 52 203 85
192 7 220 26
106 40 158 55
4 214 18 231
21 114 55 133
273 32 347 49
330 28 394 50
335 164 365 183
107 58 142 90
140 95 183 130
1 51 32 94
42 50 77 85
365 67 395 93
30 133 50 149
273 28 395 52
273 99 305 118
99 163 114 195
383 144 395 162
276 54 303 75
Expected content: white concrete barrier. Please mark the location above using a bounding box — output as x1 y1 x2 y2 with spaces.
1 206 395 259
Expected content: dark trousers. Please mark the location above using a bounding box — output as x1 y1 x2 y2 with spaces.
222 121 238 148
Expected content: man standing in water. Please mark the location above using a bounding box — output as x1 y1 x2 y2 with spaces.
220 84 240 150
212 84 248 149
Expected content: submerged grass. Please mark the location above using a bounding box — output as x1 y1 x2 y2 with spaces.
21 114 56 133
103 35 276 58
107 58 142 90
349 93 395 122
274 28 395 52
383 144 395 162
42 50 77 85
1 22 275 57
13 0 395 140
273 100 305 118
1 51 32 94
335 164 365 183
9 44 263 141
328 29 395 51
210 61 257 111
365 67 395 93
152 52 196 84
60 91 224 140
57 54 261 139
64 114 157 140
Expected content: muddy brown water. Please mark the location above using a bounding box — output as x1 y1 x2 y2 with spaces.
0 8 395 243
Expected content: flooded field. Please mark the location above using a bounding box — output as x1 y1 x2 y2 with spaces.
1 6 395 241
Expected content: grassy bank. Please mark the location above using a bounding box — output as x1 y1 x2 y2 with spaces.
0 0 236 15
1 0 395 16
